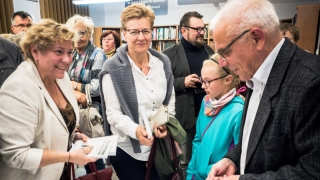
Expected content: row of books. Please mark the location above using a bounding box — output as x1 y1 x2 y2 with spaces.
152 41 177 52
152 27 177 40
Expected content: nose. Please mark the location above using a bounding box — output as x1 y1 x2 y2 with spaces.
218 57 228 67
201 82 206 89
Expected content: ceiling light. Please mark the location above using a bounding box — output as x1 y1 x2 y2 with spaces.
73 0 128 5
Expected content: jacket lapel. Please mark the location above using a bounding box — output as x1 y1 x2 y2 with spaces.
245 39 297 166
27 62 69 130
177 42 191 75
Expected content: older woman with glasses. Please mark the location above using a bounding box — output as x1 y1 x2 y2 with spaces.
100 30 121 58
99 3 176 180
65 14 107 174
186 54 244 180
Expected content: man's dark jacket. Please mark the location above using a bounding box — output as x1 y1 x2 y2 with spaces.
0 36 24 88
226 39 320 179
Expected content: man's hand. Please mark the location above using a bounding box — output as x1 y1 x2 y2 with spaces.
207 158 237 180
184 74 201 88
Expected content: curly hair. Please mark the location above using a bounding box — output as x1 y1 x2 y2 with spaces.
20 19 75 62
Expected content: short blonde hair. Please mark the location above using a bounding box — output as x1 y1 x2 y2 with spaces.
20 19 75 62
66 14 94 37
120 3 155 29
203 53 240 90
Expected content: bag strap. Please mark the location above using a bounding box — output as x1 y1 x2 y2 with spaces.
170 135 179 172
69 162 102 180
84 84 93 106
145 137 157 180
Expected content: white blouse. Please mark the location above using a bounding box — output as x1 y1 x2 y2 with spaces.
102 51 175 161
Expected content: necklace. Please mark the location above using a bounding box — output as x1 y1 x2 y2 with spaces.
54 82 61 108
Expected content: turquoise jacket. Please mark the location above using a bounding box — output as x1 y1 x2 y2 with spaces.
186 96 244 180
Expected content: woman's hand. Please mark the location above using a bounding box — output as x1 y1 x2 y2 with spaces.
136 125 154 146
153 123 167 138
69 146 97 165
74 91 87 106
73 132 89 143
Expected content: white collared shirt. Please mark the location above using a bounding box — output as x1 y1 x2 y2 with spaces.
102 51 175 161
240 38 285 174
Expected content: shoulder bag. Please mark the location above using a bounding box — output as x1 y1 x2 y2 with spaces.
78 84 104 138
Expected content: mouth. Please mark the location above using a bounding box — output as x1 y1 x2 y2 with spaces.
56 65 67 71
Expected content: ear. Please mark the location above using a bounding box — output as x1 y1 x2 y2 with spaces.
181 27 188 37
249 28 266 51
224 75 233 86
30 44 39 60
121 30 127 42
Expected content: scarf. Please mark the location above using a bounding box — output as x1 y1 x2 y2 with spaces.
105 49 116 59
204 88 237 116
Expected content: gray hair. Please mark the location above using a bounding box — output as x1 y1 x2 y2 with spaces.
66 14 94 38
210 0 279 40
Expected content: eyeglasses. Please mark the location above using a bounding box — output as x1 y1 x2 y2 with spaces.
12 24 32 29
184 26 207 34
77 30 88 38
200 75 228 87
126 29 152 36
102 38 114 41
216 29 251 60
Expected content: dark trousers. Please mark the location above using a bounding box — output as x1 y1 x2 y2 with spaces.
110 147 160 180
84 159 105 173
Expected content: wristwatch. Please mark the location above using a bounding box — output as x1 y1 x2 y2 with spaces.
73 82 78 90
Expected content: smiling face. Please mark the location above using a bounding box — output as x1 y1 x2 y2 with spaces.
74 22 90 53
102 33 116 52
182 17 205 47
123 17 152 55
32 40 74 81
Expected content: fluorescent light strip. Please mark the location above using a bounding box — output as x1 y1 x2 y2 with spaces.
73 0 128 5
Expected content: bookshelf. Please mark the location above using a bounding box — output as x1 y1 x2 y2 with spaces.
93 23 215 52
151 25 179 51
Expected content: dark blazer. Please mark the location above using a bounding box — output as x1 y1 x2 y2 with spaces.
0 36 24 88
225 39 320 179
162 42 214 129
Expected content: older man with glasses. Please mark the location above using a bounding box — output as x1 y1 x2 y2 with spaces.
207 0 320 180
11 11 33 34
162 11 214 179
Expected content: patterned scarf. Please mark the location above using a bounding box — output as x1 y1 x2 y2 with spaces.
204 86 246 116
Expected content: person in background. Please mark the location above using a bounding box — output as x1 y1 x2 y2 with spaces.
0 36 24 88
162 11 214 178
0 19 96 180
11 11 33 34
99 3 175 179
207 0 320 179
186 54 244 180
66 14 107 174
100 30 121 58
280 22 300 44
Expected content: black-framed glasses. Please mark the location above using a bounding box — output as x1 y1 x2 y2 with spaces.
184 26 207 34
216 29 251 60
200 75 228 87
126 28 152 36
12 24 32 29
